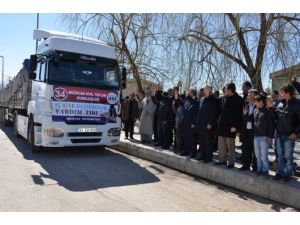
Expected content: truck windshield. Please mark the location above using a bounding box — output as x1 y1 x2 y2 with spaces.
48 59 119 88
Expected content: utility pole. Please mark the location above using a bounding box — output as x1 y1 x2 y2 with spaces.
0 56 4 89
35 13 40 53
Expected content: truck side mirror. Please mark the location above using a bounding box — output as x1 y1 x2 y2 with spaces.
29 55 37 80
122 67 127 89
29 72 37 80
30 55 37 72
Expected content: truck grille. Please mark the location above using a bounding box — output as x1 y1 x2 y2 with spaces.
68 132 102 137
71 139 101 144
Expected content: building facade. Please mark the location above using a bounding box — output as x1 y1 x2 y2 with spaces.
270 64 300 95
122 78 163 99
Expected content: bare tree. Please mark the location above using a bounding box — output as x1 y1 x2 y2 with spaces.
63 14 300 92
63 14 218 92
182 13 300 91
158 14 216 90
63 13 165 93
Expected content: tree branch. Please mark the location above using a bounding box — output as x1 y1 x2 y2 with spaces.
226 13 255 73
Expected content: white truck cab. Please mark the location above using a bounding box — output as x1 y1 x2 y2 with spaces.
1 29 127 152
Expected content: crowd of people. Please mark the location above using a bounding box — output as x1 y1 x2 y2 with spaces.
121 78 300 182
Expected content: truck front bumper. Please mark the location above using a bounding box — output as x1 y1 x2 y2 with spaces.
40 118 121 148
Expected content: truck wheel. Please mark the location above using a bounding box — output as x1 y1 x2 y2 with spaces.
13 115 21 138
4 119 9 126
4 109 9 127
0 107 3 124
28 118 42 153
97 146 105 151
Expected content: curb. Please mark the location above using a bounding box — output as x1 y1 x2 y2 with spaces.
111 140 300 210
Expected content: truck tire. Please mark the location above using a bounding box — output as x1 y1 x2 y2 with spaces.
13 114 21 138
28 118 42 153
4 109 10 127
97 146 105 151
0 107 3 124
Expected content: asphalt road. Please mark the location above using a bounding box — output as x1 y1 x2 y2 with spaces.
0 124 297 211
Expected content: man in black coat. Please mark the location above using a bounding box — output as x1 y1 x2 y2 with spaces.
291 76 300 94
153 90 163 143
212 91 222 152
122 93 140 139
274 84 300 181
167 88 176 148
237 81 252 156
242 81 252 102
196 85 219 162
215 83 244 168
180 88 198 157
239 89 259 171
155 92 173 149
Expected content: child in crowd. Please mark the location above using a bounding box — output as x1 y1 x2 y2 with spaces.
253 95 275 176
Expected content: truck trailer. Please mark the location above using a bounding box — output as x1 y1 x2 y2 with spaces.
0 29 126 152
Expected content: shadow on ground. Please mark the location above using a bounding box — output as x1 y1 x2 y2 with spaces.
0 125 160 192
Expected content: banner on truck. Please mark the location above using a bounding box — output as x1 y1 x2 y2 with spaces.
52 86 118 124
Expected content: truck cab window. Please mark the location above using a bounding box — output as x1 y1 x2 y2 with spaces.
38 61 46 81
48 58 119 89
35 63 41 81
105 68 118 86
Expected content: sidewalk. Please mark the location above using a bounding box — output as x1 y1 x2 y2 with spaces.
111 128 300 210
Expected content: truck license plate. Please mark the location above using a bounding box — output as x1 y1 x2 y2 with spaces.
78 128 97 133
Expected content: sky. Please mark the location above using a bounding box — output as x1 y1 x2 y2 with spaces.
0 13 291 90
0 13 64 85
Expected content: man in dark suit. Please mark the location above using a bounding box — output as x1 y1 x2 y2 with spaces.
215 83 244 168
238 81 252 159
122 93 140 139
242 81 252 102
180 88 198 158
155 92 173 149
212 91 221 152
153 89 163 143
196 85 219 162
239 89 259 171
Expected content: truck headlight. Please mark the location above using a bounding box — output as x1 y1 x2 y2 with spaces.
107 128 121 136
44 128 64 137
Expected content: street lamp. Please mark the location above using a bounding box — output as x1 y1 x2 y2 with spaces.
36 13 39 53
0 56 4 89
